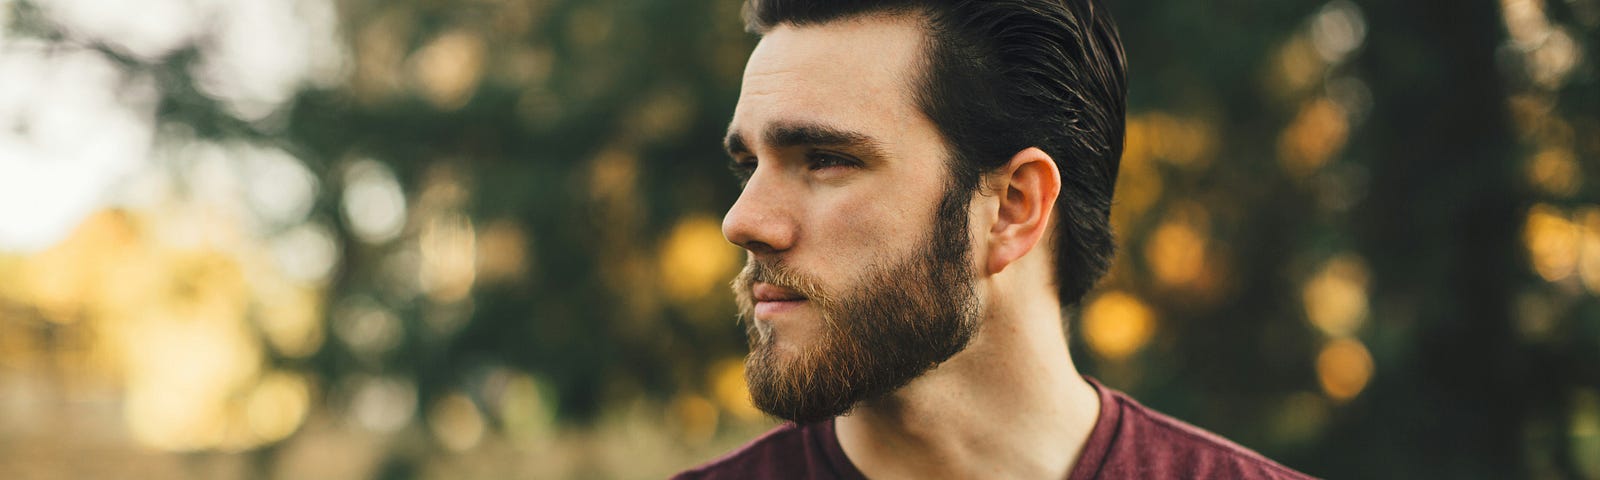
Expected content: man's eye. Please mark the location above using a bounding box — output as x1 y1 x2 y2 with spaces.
808 152 856 171
729 158 756 182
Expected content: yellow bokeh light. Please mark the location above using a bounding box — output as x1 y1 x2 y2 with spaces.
1272 34 1325 98
1302 254 1370 338
670 393 719 446
1147 222 1206 287
245 371 311 444
590 149 637 192
1145 205 1210 288
659 215 741 304
1082 291 1157 361
1502 0 1553 47
1112 118 1163 233
1143 112 1216 169
1500 0 1579 88
3 203 340 452
1581 209 1600 294
1277 98 1350 179
1123 116 1153 165
349 375 417 433
1316 338 1374 403
410 29 486 110
420 213 477 303
13 210 140 324
710 357 761 421
1507 94 1553 140
1526 148 1582 197
254 280 325 358
476 219 530 284
1113 112 1216 236
1524 204 1581 282
352 10 413 104
429 392 486 452
122 305 263 451
1 157 358 455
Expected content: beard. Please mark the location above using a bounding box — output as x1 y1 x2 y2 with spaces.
733 185 981 425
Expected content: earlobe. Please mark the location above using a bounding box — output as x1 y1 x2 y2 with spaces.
985 147 1061 275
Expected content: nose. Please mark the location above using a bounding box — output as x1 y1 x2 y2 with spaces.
722 168 797 255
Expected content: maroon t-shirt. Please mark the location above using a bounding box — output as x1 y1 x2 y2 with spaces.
674 377 1315 479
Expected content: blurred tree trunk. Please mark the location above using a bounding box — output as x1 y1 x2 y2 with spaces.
1351 0 1526 477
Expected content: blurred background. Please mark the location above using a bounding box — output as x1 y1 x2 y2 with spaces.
0 0 1596 478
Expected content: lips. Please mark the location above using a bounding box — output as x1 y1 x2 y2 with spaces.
753 283 807 302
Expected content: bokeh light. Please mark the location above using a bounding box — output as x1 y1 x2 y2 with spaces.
429 391 486 452
496 371 556 446
1081 291 1157 361
659 215 741 304
1315 338 1373 403
709 358 761 422
1145 205 1210 289
1525 204 1582 282
341 158 409 245
1302 254 1369 338
1278 98 1350 179
347 375 417 434
410 29 487 110
1580 209 1600 294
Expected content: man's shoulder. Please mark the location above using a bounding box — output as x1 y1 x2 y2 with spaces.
673 421 839 480
1092 387 1317 480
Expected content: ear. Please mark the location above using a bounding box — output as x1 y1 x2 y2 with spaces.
985 147 1060 275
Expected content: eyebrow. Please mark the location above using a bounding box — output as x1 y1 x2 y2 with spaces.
723 120 888 159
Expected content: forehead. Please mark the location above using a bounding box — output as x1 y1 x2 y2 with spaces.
730 15 932 151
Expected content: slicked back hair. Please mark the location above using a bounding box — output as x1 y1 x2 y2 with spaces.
744 0 1128 307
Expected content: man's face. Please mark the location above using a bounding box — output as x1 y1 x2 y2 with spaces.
723 16 982 424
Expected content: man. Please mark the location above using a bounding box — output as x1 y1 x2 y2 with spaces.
677 1 1313 478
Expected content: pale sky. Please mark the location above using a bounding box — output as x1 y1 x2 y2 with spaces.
0 0 345 252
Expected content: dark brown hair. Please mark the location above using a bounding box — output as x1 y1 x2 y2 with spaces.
745 0 1128 306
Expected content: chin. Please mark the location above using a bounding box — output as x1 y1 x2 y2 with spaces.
757 312 825 344
761 327 811 356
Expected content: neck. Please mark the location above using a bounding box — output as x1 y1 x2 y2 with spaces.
835 291 1102 480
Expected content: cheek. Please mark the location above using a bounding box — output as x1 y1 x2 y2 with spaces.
805 181 933 275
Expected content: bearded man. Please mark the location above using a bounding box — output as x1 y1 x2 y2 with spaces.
676 1 1314 478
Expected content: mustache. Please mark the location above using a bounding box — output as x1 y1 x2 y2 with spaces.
732 259 833 320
